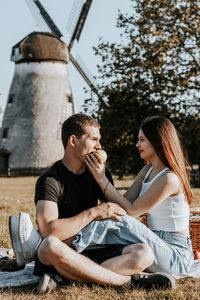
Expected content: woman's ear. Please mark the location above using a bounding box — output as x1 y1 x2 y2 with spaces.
69 135 77 148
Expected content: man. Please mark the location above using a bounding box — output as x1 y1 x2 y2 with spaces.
9 113 175 293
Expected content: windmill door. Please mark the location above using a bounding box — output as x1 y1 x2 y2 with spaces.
0 152 9 170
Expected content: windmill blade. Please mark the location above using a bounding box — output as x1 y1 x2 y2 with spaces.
70 53 100 97
66 0 84 35
25 0 62 38
25 0 50 32
68 0 93 51
76 54 96 86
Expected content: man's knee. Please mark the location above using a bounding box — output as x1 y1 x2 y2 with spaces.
124 243 155 269
135 243 154 264
38 236 63 264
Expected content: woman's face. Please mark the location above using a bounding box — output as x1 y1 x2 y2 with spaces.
136 129 155 161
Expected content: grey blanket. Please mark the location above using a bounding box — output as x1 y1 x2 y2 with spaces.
0 248 40 288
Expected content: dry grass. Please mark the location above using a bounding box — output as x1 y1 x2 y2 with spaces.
0 176 200 299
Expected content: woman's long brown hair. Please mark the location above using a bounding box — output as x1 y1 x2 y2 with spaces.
140 116 194 205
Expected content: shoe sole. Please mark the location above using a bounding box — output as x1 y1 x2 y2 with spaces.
19 212 41 264
9 216 25 267
37 273 51 293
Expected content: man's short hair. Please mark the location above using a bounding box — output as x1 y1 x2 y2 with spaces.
61 113 100 149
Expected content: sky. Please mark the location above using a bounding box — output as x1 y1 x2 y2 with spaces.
0 0 132 123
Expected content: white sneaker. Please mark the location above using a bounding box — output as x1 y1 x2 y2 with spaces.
18 212 42 264
9 215 25 267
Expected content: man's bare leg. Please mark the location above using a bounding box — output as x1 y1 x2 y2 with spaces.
38 236 149 286
101 244 155 275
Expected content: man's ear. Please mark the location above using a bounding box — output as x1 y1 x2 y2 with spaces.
69 135 77 148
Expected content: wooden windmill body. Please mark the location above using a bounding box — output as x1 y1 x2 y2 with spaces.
0 0 98 176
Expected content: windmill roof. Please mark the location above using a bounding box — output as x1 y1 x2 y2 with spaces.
11 32 69 63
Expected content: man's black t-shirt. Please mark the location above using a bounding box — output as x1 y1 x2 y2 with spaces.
35 160 113 218
33 160 125 277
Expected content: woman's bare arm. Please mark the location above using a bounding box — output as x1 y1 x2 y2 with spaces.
85 154 180 217
124 164 151 203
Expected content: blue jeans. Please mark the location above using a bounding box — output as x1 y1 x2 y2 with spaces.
72 215 194 275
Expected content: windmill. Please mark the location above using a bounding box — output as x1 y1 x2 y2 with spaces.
26 0 99 96
0 0 98 176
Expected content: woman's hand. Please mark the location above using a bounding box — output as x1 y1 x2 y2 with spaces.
85 153 106 182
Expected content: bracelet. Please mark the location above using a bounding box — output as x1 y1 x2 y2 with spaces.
103 180 110 194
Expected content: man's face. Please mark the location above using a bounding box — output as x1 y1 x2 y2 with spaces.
75 125 101 161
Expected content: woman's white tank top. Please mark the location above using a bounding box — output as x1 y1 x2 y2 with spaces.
139 166 190 231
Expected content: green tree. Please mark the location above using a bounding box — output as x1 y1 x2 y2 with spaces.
83 0 200 177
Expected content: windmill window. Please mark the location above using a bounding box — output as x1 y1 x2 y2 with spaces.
8 94 15 104
2 128 9 139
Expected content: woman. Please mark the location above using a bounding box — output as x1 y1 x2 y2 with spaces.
73 116 194 275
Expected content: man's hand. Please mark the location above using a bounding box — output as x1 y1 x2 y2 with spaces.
92 202 127 221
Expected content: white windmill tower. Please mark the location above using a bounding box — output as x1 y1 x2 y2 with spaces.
0 0 99 176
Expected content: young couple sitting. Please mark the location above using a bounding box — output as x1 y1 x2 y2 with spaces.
9 113 193 293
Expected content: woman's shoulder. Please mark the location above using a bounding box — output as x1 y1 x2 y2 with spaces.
156 170 181 194
155 169 178 182
164 170 179 183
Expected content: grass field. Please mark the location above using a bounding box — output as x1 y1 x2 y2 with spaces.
0 176 200 299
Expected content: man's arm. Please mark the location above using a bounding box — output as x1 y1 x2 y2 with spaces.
36 200 127 241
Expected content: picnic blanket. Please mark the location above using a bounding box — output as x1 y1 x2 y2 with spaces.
0 248 200 288
0 248 40 288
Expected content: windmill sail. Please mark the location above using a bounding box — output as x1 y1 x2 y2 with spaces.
66 0 84 39
68 0 93 50
25 0 62 37
70 54 100 96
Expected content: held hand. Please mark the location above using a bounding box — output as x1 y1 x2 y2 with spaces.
85 153 106 181
94 202 127 221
